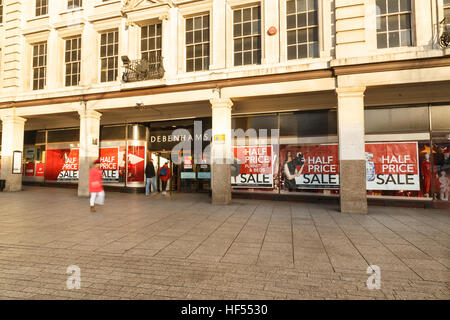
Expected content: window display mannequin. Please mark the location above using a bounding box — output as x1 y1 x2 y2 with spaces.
283 151 305 191
439 171 449 201
420 153 438 198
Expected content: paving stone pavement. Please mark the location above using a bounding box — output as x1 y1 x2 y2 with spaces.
0 186 449 300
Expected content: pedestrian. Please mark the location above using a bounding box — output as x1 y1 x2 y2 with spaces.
158 162 171 195
89 159 104 212
145 157 157 196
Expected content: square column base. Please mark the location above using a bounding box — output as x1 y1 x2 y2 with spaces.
212 163 232 205
340 160 368 214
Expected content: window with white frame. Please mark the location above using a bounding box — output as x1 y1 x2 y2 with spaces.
185 14 210 72
286 0 319 59
68 0 82 9
233 5 261 66
100 30 119 82
445 0 450 26
0 0 3 24
141 23 162 66
376 0 412 49
32 42 47 90
36 0 48 17
65 37 81 86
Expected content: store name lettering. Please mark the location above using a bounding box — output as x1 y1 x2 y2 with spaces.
150 134 210 143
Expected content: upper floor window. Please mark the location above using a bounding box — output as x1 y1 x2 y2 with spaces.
233 5 261 66
141 23 162 66
186 14 210 72
65 37 81 86
68 0 82 9
36 0 48 17
100 30 118 82
0 0 3 24
286 0 319 59
445 0 450 26
376 0 412 49
32 42 47 90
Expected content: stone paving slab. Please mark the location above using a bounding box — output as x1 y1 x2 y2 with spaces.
0 186 449 300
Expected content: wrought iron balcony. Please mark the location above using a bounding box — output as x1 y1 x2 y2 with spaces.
439 18 450 48
122 55 164 82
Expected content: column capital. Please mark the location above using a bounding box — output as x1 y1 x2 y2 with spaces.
0 115 27 124
336 86 366 97
210 98 233 109
78 109 102 120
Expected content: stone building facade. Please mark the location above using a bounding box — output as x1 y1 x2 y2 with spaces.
1 0 450 213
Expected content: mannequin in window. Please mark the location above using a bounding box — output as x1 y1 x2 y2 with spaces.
421 153 438 198
439 171 449 201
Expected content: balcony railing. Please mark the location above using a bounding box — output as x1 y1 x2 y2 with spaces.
122 55 164 82
439 17 450 48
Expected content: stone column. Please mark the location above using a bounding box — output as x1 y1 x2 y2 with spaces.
210 0 226 70
78 109 101 197
0 115 26 192
336 86 368 214
210 98 233 205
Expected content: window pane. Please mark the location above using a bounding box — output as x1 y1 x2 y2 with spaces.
377 33 387 48
399 13 410 29
400 30 411 46
287 0 295 14
376 0 386 14
388 15 399 31
234 53 242 66
287 45 297 59
399 0 411 11
287 30 296 45
388 31 400 47
234 10 241 22
388 0 399 13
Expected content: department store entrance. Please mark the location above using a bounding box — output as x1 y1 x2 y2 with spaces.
147 117 212 194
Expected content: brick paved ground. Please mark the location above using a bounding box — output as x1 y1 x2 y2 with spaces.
0 186 449 300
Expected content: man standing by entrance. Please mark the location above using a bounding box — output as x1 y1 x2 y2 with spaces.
145 157 156 196
158 162 171 195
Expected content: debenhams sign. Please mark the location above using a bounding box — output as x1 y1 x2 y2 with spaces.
149 129 211 150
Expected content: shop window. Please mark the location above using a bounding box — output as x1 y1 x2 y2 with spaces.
24 131 38 145
232 114 278 133
280 110 337 137
32 42 47 90
127 124 147 140
376 0 412 49
185 14 210 72
431 105 450 131
233 5 261 66
100 125 126 140
65 36 81 87
365 106 429 134
47 129 80 143
36 0 48 17
100 30 119 82
36 131 46 144
432 133 450 202
286 0 319 59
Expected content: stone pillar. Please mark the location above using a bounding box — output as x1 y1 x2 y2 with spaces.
337 86 368 214
210 98 233 205
78 109 101 197
210 0 226 70
0 115 27 192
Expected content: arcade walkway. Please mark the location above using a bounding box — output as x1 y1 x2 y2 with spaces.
0 187 448 299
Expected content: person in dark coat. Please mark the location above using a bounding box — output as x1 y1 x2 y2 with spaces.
145 158 157 196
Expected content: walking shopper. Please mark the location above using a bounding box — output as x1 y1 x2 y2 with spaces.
158 162 171 195
89 159 104 212
145 158 157 196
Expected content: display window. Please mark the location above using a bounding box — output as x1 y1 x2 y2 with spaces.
99 140 126 186
45 143 80 183
279 144 339 196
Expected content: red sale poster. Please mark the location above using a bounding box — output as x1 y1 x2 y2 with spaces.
127 146 145 182
35 163 45 177
100 147 119 181
232 146 273 188
45 148 79 181
25 162 35 176
365 142 419 190
280 144 339 189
